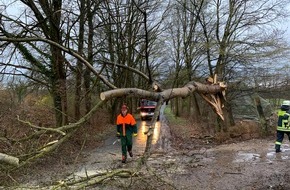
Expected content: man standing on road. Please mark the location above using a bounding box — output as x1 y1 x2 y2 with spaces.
275 100 290 153
116 104 138 163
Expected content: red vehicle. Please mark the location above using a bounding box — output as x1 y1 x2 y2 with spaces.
139 99 159 121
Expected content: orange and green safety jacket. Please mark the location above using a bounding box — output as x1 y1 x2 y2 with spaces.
277 109 290 132
116 113 137 136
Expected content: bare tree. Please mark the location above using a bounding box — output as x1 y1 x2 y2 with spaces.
165 0 290 131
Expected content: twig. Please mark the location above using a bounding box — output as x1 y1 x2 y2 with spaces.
224 172 243 175
73 137 87 166
17 115 66 135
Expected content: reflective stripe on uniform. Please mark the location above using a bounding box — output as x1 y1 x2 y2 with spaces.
277 126 290 132
277 110 290 131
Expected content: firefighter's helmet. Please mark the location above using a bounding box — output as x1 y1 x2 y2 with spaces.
282 100 290 106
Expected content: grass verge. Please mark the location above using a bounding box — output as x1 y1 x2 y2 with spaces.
163 106 188 126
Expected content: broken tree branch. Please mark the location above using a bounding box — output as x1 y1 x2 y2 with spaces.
100 81 226 109
8 100 107 169
0 153 19 167
100 81 226 121
17 115 66 135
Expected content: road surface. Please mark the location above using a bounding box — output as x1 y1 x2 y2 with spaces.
68 114 165 179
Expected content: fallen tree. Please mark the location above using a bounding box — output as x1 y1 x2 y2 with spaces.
0 153 19 167
100 80 226 162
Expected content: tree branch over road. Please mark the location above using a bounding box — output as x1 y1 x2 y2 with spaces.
100 81 226 160
100 81 226 107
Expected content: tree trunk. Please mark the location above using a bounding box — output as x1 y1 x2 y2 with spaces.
51 83 63 127
48 0 68 126
254 96 268 134
224 100 235 126
84 0 94 116
51 47 68 127
175 98 180 117
74 0 86 121
215 101 230 133
192 94 201 119
0 153 19 166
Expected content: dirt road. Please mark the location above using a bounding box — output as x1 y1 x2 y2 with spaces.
73 117 290 190
16 110 290 190
67 119 161 179
61 116 290 189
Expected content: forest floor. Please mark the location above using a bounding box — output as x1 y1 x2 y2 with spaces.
2 106 290 190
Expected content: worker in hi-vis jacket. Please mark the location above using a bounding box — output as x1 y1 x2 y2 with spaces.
116 104 138 163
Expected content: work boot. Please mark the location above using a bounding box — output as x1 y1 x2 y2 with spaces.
122 155 126 163
275 144 281 153
129 151 133 157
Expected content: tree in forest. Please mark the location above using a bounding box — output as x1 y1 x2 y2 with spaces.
165 0 290 131
0 0 69 126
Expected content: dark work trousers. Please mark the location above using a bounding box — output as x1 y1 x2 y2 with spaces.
120 135 133 157
275 130 290 150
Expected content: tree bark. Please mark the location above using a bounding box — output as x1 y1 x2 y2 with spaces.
74 0 86 121
100 81 226 119
84 0 94 116
0 153 19 167
254 96 268 134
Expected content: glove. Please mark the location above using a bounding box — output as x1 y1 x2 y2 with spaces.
116 132 121 138
133 133 137 137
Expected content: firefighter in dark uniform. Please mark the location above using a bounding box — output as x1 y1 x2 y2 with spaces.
275 100 290 153
116 104 138 163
